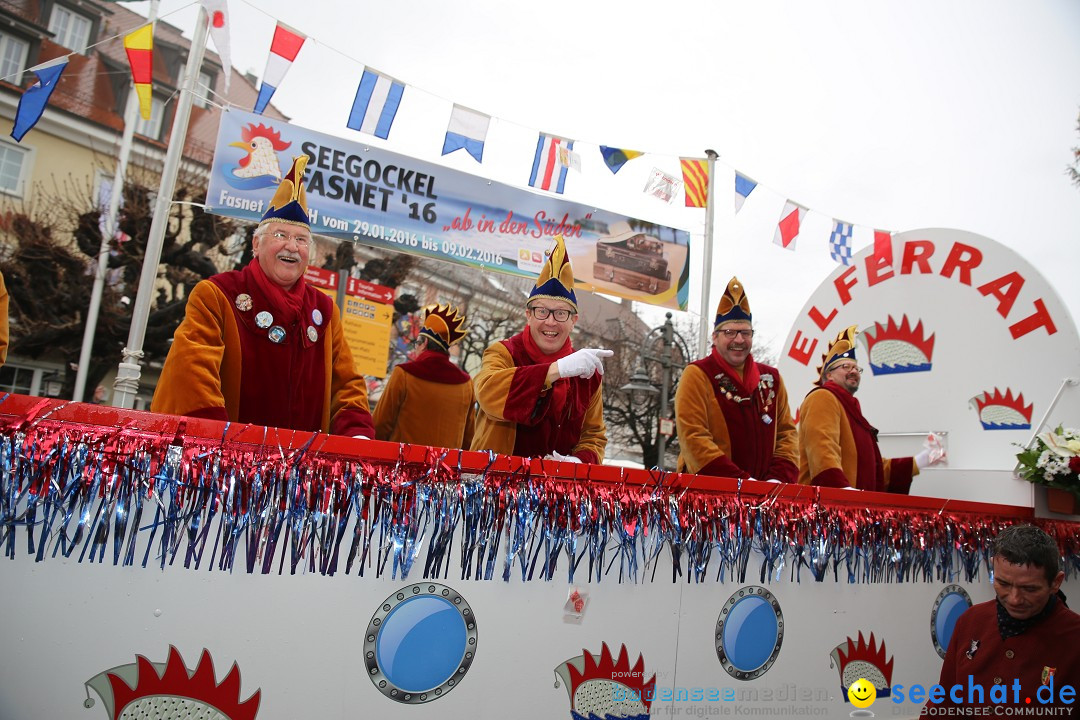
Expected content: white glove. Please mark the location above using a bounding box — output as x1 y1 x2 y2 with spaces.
352 435 370 440
765 479 783 484
547 451 582 464
914 432 947 469
841 485 859 491
556 348 614 380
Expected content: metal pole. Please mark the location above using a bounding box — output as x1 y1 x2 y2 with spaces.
112 5 210 408
656 312 674 468
75 1 160 404
697 149 719 359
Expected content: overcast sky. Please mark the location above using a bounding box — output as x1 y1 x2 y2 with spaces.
134 0 1080 351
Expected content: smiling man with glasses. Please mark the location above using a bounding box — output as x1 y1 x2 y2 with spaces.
471 235 612 464
152 156 374 439
797 325 940 492
673 276 798 483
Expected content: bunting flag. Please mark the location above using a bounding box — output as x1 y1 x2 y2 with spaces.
874 229 893 265
829 219 854 266
529 133 574 194
643 167 680 204
199 0 231 92
442 104 489 162
557 144 581 173
599 146 643 174
123 24 153 120
734 171 757 213
347 68 404 139
680 157 709 208
253 22 305 115
10 57 68 142
773 200 806 250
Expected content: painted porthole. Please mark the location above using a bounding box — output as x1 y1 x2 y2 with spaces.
365 583 478 703
716 586 783 680
930 585 972 658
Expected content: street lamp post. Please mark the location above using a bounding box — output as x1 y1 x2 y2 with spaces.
619 312 689 469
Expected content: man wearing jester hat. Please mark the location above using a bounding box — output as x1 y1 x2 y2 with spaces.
674 277 798 482
373 304 475 449
152 156 375 438
797 325 939 491
471 235 612 463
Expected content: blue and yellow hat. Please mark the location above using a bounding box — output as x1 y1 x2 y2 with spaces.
528 234 577 311
419 304 467 351
816 325 859 385
714 276 752 329
258 155 310 230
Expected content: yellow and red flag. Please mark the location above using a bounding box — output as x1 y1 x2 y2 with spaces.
680 157 709 208
123 24 153 120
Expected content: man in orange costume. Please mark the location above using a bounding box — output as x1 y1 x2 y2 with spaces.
797 325 917 491
151 156 374 437
373 303 475 449
675 277 798 482
471 235 611 463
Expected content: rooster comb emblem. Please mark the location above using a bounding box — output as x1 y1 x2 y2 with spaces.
830 631 894 700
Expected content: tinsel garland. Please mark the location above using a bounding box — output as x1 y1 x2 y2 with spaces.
1 405 1076 585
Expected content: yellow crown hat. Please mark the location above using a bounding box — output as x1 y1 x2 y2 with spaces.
258 155 310 230
714 276 751 328
816 325 859 385
528 235 577 311
419 304 468 350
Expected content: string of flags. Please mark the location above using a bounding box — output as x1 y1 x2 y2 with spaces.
6 0 893 267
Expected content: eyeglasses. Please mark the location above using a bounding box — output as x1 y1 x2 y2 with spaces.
268 230 312 247
528 306 573 322
717 329 754 339
831 363 864 374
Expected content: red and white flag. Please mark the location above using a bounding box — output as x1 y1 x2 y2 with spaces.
253 22 306 115
873 229 893 265
199 0 231 92
773 200 806 250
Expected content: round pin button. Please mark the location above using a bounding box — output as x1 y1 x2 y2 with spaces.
255 311 273 329
268 325 286 343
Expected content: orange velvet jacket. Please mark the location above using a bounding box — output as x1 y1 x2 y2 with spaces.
797 382 915 492
151 262 373 437
372 350 475 449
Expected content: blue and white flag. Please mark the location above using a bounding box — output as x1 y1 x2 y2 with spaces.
529 133 574 194
442 104 489 163
734 171 757 213
347 69 404 139
829 219 854 266
11 57 68 142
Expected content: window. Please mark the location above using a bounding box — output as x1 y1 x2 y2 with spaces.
0 141 30 196
193 71 213 108
48 6 93 52
134 95 165 140
0 365 37 395
0 32 29 83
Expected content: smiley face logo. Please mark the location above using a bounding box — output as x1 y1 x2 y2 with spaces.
848 677 877 708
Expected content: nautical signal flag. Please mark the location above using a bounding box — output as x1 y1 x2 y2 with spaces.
10 57 68 142
734 172 757 213
529 133 574 194
873 229 893 265
123 24 153 120
254 22 305 115
773 200 806 250
829 219 854 266
347 69 404 139
599 146 643 174
680 157 708 208
442 104 489 163
199 0 231 92
643 167 680 204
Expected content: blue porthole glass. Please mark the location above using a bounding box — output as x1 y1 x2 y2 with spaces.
931 585 972 658
365 584 478 704
716 586 783 680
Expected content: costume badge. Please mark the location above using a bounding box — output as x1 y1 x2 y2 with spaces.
965 639 979 660
234 293 253 312
1042 667 1056 686
255 311 273 329
307 326 318 342
312 308 323 326
762 414 772 424
268 325 286 344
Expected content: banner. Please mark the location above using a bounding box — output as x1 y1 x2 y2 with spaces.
206 110 692 310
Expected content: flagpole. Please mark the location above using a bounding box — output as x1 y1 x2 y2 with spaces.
697 149 719 358
112 5 209 409
74 0 160 403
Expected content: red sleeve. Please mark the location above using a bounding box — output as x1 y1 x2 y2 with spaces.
811 467 850 488
699 454 751 479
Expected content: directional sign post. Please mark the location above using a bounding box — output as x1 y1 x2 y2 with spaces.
305 268 395 378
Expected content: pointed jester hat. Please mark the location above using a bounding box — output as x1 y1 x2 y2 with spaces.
419 303 468 351
714 276 752 329
258 155 311 230
528 234 577 311
816 325 859 385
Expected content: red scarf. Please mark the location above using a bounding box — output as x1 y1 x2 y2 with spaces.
520 323 573 364
248 258 306 326
820 381 885 492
